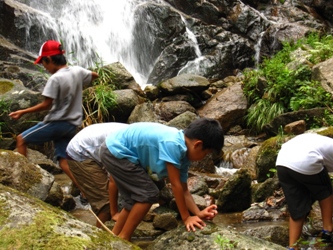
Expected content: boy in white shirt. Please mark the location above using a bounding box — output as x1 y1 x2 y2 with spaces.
276 133 333 249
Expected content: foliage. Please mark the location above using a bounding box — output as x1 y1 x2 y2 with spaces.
0 98 12 140
215 235 235 249
266 168 277 178
243 33 333 133
82 53 119 126
0 98 10 115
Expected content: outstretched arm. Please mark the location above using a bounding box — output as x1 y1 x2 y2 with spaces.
9 97 53 120
167 163 206 232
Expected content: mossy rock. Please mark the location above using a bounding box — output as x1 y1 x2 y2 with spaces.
0 80 14 95
317 126 333 138
0 183 140 250
255 136 286 183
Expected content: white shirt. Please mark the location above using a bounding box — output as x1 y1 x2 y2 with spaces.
66 122 128 164
276 133 333 175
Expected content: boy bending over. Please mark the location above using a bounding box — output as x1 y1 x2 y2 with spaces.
99 118 224 241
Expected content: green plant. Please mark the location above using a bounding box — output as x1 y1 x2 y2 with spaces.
91 53 118 87
266 168 277 178
290 80 332 111
0 98 10 115
82 53 119 126
0 98 12 140
82 84 117 126
242 33 333 134
215 235 235 249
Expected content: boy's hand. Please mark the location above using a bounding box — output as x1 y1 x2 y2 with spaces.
199 204 218 220
9 110 24 120
184 215 206 232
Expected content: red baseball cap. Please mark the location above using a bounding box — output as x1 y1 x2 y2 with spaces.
34 40 65 64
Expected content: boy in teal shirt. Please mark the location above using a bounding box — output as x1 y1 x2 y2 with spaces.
99 118 224 241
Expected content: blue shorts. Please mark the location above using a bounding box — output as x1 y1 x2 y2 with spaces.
21 121 76 159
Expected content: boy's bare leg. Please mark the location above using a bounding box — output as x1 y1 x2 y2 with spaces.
113 208 130 235
109 176 119 221
319 195 333 231
16 134 27 156
118 202 152 241
58 158 82 192
289 216 305 248
96 205 112 228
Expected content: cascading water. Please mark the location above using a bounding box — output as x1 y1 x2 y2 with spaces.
19 0 158 85
15 0 202 87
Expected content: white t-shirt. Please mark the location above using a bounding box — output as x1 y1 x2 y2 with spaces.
66 122 128 164
42 66 92 126
276 133 333 175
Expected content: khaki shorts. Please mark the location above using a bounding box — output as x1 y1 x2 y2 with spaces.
68 159 110 215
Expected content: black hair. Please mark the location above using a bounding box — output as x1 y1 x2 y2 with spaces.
41 54 67 65
184 118 224 154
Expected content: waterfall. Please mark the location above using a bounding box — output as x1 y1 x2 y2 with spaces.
16 0 171 86
177 16 204 76
254 31 265 68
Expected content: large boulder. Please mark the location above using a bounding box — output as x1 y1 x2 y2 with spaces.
0 78 46 136
198 82 247 133
0 149 54 201
0 183 139 250
217 168 252 212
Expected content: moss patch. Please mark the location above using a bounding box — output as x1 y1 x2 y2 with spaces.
0 150 43 191
0 210 91 250
317 127 333 138
0 80 14 95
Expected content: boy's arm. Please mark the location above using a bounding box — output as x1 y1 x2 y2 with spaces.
166 162 206 231
167 162 190 221
9 97 53 120
182 183 201 215
91 72 99 82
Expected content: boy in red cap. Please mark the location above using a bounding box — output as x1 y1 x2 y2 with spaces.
9 40 98 190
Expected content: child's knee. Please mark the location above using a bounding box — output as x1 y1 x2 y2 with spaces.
16 134 25 146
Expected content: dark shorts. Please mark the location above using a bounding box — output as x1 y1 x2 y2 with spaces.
99 142 159 210
277 165 332 220
68 159 110 215
21 121 76 159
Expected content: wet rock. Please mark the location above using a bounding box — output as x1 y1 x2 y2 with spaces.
243 225 289 247
0 150 54 201
154 100 196 122
26 148 62 174
149 221 285 250
153 213 178 231
283 120 306 135
166 111 198 130
252 176 281 203
217 168 252 212
198 82 247 133
187 176 209 196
